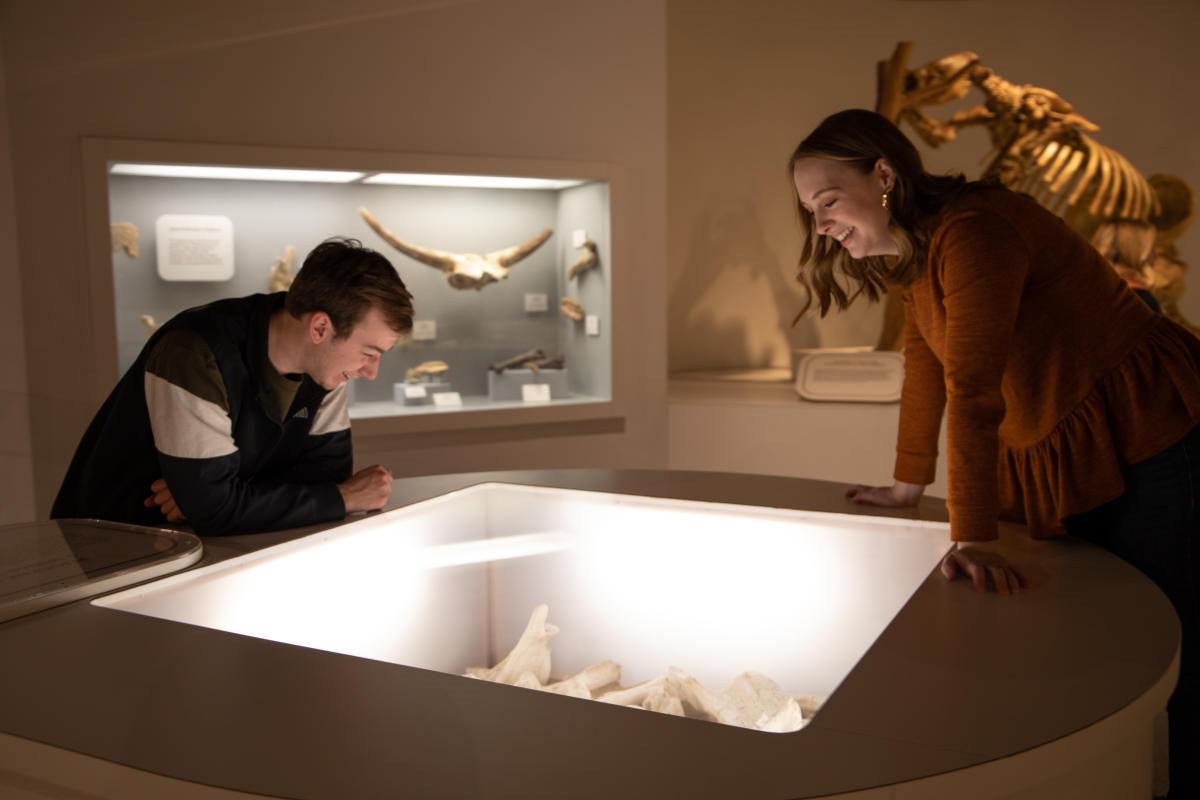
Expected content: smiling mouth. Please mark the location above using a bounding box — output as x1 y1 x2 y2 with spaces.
834 227 854 243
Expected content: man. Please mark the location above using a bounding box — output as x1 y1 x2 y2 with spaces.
51 238 413 536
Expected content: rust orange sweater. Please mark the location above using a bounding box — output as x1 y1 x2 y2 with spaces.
895 187 1200 541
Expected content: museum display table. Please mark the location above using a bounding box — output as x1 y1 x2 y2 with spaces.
0 470 1178 799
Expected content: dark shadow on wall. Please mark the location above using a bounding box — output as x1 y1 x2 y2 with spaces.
669 196 819 372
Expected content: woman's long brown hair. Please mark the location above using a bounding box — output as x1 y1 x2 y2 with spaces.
788 109 973 323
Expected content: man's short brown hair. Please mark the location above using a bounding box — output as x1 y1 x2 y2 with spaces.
285 238 413 338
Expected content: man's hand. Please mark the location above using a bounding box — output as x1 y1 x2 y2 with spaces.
941 542 1031 595
338 464 393 513
144 478 186 522
845 480 925 507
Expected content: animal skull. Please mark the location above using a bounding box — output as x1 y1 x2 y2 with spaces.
359 206 552 291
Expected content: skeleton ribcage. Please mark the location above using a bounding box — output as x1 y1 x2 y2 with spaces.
996 132 1160 225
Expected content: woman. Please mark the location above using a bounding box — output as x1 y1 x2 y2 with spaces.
790 109 1200 796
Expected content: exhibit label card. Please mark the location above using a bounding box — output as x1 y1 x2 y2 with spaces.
522 384 552 403
404 385 428 398
432 392 462 408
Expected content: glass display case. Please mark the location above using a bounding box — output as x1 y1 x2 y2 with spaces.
100 152 612 424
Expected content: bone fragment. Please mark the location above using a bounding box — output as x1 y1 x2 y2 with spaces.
547 660 620 694
565 239 599 280
111 222 139 258
524 353 565 372
597 676 671 706
667 667 808 732
560 297 584 322
543 674 593 699
405 360 449 383
642 684 686 717
140 315 160 337
490 348 545 373
359 205 552 291
267 244 295 292
466 604 558 685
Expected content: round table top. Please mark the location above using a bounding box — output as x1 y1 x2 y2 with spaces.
0 469 1180 799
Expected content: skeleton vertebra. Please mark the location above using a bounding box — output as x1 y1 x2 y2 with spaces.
358 206 552 291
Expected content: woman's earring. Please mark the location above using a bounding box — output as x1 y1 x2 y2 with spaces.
881 192 889 209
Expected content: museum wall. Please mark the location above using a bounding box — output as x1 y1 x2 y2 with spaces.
0 42 35 524
0 0 668 516
668 0 1200 372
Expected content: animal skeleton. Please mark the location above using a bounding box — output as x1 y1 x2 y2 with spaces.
560 297 584 322
872 42 1177 350
358 206 552 291
566 238 599 280
405 360 449 383
267 245 295 293
111 222 139 258
465 605 822 732
879 43 1159 225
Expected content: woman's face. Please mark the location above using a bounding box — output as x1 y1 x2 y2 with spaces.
792 157 898 258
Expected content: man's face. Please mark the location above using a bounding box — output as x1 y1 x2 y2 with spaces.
309 306 399 390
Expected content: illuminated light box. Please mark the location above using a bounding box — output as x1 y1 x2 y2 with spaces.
94 484 951 730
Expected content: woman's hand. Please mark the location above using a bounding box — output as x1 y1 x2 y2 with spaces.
941 542 1030 595
845 480 925 507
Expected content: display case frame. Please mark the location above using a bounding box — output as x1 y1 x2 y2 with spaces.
80 137 629 441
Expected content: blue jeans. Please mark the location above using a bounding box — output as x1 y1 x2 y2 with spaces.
1065 423 1200 799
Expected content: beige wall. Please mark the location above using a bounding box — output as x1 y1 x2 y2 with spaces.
668 0 1200 372
0 0 668 517
0 40 34 523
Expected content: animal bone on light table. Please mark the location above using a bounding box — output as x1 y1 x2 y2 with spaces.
464 605 822 732
359 206 552 291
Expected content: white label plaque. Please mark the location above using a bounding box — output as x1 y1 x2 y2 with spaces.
155 214 234 281
404 385 428 399
432 392 462 408
521 383 552 403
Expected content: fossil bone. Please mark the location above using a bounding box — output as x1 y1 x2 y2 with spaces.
267 244 295 292
560 297 584 322
490 349 545 373
111 222 139 258
565 238 599 280
466 605 818 732
358 206 552 291
525 353 565 372
465 604 558 685
405 360 449 383
140 314 160 337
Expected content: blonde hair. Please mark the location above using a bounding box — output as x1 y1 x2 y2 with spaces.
789 109 972 322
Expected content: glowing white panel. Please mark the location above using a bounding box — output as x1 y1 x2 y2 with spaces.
109 163 365 183
94 484 951 727
362 173 584 190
